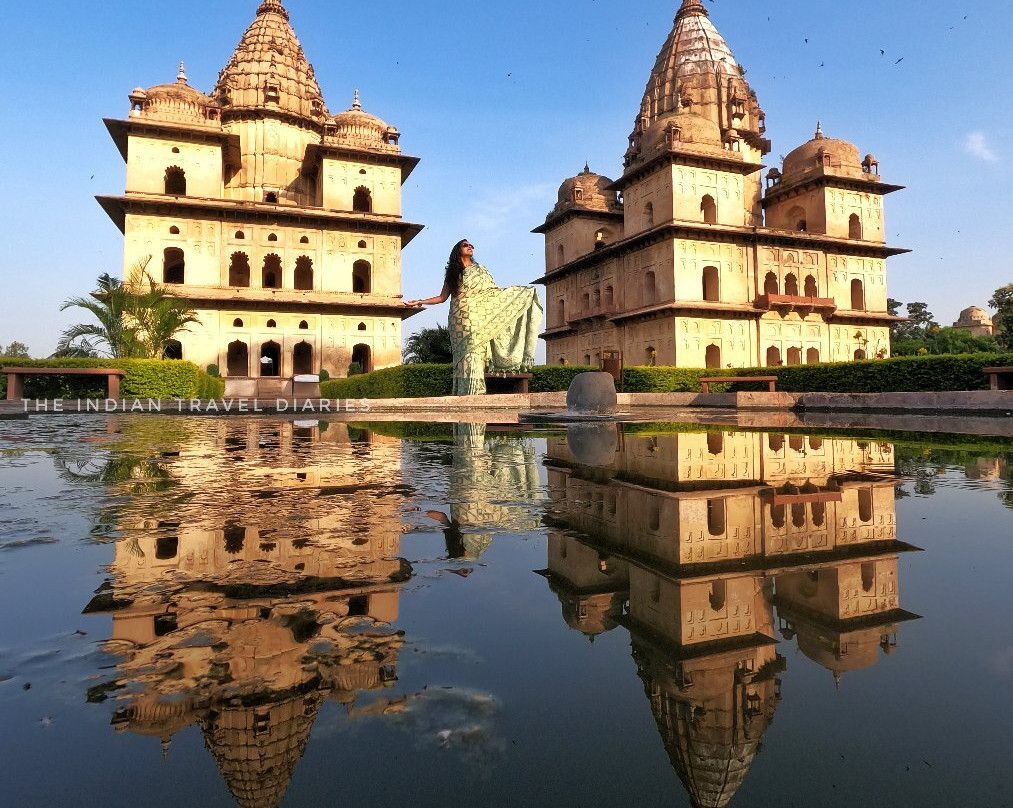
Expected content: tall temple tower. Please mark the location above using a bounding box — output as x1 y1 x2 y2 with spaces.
98 0 422 393
535 0 906 370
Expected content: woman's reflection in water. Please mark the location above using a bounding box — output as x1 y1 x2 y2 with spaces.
423 424 543 560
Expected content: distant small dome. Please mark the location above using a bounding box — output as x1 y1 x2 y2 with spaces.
549 165 621 218
142 64 216 125
955 306 993 328
782 124 862 181
326 90 399 152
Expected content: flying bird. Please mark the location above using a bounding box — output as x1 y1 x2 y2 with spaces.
895 57 904 64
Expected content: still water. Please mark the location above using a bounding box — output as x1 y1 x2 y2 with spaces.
1 415 1012 808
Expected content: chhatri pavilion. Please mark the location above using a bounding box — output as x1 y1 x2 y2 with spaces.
535 0 907 370
98 0 422 395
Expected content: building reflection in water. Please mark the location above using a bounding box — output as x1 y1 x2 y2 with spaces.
82 419 412 808
539 426 920 808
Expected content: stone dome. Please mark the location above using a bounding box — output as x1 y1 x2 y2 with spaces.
326 91 400 153
640 111 724 157
140 64 217 125
548 165 621 219
782 123 863 182
956 306 992 325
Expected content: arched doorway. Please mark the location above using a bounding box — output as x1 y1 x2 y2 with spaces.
293 341 314 375
260 341 281 377
163 248 185 284
351 343 372 374
352 260 371 293
294 256 313 291
262 254 282 289
766 345 782 366
787 346 802 366
163 340 183 360
705 344 721 369
229 252 250 287
227 341 249 377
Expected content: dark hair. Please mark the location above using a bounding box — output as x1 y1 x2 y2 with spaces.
444 239 469 296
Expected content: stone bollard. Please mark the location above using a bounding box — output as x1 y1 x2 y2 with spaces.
566 372 618 415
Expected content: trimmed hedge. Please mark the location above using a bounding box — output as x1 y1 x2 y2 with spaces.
622 353 1013 394
0 358 225 400
320 364 601 399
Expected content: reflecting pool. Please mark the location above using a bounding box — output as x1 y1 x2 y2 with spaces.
2 415 1013 808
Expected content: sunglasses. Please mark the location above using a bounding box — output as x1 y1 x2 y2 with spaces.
461 243 474 248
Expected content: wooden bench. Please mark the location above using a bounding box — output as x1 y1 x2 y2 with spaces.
3 367 125 401
982 367 1013 391
484 373 533 394
699 375 778 393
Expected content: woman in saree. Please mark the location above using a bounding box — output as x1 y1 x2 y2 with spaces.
406 240 542 395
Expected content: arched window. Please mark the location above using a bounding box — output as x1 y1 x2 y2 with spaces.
351 343 372 374
806 347 820 364
707 499 726 536
357 322 367 331
267 233 278 242
768 434 784 453
707 431 724 456
299 320 309 330
648 500 661 532
582 292 590 312
163 248 185 284
260 341 281 377
811 502 826 527
169 225 180 235
709 580 726 612
804 274 818 297
592 287 601 309
643 270 657 306
861 562 876 593
353 186 372 212
784 273 799 297
559 356 566 365
787 346 802 366
264 192 278 204
352 260 371 293
266 319 277 328
556 244 565 267
233 318 244 328
229 252 251 287
701 194 717 224
849 213 863 240
705 344 721 369
556 299 565 325
299 235 310 244
702 266 719 301
789 436 804 453
771 503 786 530
858 488 874 523
293 341 313 375
766 345 782 366
792 503 807 528
584 354 591 366
854 348 867 360
227 341 249 377
163 340 182 360
851 279 865 310
764 271 779 296
357 239 367 249
604 286 614 306
262 254 282 289
164 166 186 196
235 230 245 240
294 256 313 291
642 202 654 229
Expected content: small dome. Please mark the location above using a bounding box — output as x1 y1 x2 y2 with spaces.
549 165 621 218
954 306 993 329
782 124 862 181
141 64 216 125
326 91 399 153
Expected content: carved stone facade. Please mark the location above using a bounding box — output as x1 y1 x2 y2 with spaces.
535 0 905 369
98 1 421 390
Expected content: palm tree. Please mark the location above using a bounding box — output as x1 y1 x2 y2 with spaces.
403 324 453 364
58 273 143 358
58 259 201 359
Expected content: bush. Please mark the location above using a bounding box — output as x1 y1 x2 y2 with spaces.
347 362 363 377
0 358 224 399
206 364 221 377
622 353 1013 394
318 369 330 382
321 364 453 399
529 365 598 393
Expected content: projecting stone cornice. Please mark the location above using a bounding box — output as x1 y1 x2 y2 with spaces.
302 144 420 184
763 173 904 206
104 118 240 164
154 286 418 318
610 149 766 192
532 207 625 235
95 193 424 245
536 221 909 285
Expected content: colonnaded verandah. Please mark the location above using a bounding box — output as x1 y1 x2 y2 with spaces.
98 0 423 396
534 0 906 371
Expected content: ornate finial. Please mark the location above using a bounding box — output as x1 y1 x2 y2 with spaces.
352 89 361 111
257 0 289 20
582 162 591 174
176 61 187 85
676 0 708 19
161 737 171 760
814 121 824 139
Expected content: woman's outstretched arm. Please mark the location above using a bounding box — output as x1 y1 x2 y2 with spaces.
405 283 451 307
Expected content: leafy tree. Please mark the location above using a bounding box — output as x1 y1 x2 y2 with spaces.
892 301 938 342
989 284 1013 350
0 341 30 358
57 259 200 359
402 324 453 364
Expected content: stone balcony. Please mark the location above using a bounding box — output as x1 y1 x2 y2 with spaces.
755 294 837 316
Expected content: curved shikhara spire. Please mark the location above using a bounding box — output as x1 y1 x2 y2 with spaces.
214 0 327 123
639 0 742 125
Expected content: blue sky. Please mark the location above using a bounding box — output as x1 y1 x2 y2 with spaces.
3 0 1010 356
